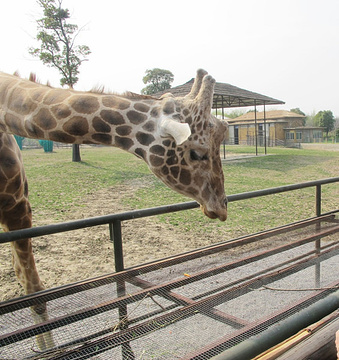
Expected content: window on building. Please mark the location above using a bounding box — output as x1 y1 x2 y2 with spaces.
285 131 295 140
296 132 302 140
313 131 322 139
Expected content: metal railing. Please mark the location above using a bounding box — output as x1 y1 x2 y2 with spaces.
1 177 338 274
0 177 338 360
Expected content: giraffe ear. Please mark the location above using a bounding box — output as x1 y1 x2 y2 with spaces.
160 118 191 145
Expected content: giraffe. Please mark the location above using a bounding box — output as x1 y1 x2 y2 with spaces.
0 69 227 350
0 132 54 349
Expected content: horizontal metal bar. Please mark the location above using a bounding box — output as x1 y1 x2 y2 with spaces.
128 276 250 328
227 177 339 202
0 177 338 243
0 202 199 243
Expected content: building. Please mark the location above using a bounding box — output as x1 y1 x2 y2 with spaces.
227 110 324 146
284 127 324 143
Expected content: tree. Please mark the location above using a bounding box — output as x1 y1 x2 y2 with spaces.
314 110 335 140
290 108 306 126
141 68 174 95
224 109 246 119
290 108 306 116
305 110 317 127
334 117 339 142
29 0 91 161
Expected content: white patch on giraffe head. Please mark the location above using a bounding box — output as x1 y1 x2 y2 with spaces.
159 118 191 145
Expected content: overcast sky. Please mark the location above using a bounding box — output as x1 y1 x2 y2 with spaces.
1 0 339 116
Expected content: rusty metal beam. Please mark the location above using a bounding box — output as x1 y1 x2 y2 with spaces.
128 276 250 329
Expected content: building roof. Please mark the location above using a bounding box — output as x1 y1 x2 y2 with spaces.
154 78 285 109
228 110 305 123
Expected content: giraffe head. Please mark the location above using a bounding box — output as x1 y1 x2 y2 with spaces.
142 69 228 221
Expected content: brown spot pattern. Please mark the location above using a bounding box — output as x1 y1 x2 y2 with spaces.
51 104 72 119
134 103 150 113
101 110 125 125
179 169 192 185
142 121 155 132
149 155 164 167
136 132 155 146
43 89 72 105
115 136 133 150
49 131 76 143
93 117 111 133
70 96 100 114
25 121 44 138
63 116 89 136
5 114 25 135
163 100 175 114
150 145 165 156
33 108 57 130
135 148 146 160
116 126 132 136
9 88 36 115
127 110 147 124
102 96 130 110
92 133 112 144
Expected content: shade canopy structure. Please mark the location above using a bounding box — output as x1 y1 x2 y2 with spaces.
154 78 285 109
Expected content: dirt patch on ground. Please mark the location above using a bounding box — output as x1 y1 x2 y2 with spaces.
0 184 219 301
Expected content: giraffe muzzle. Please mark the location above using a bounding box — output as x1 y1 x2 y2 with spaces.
200 198 228 222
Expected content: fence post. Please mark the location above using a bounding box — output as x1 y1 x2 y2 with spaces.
316 184 321 218
109 220 135 359
110 220 124 272
315 184 322 287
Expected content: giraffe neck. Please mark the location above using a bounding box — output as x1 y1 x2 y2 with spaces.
0 70 228 221
0 72 164 159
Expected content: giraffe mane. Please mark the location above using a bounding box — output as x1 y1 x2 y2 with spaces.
10 71 159 99
12 71 52 87
29 73 38 83
121 91 158 100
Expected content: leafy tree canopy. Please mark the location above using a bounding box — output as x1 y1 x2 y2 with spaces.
224 109 246 119
290 108 306 116
290 108 306 125
141 68 174 95
29 0 91 88
314 110 335 139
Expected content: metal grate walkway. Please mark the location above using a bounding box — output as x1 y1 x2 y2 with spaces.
1 213 338 359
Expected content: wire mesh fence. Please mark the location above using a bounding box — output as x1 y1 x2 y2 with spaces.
0 179 338 359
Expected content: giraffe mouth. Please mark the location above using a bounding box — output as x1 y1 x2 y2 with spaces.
200 204 227 222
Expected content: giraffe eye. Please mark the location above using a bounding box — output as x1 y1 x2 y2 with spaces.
190 149 208 161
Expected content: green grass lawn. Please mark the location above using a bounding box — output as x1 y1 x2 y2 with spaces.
21 145 339 238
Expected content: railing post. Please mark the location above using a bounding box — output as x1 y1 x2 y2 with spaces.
110 220 124 273
316 184 321 218
109 220 134 360
315 184 321 287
